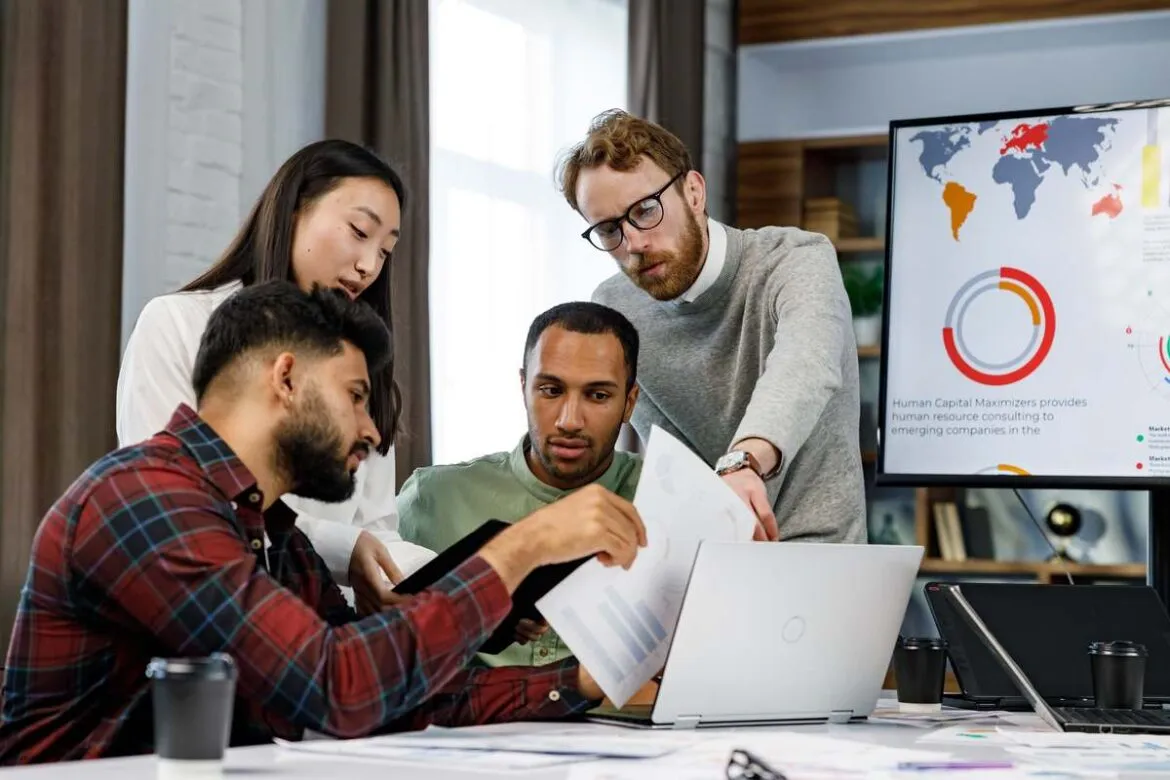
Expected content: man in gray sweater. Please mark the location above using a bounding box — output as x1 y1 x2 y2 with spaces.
556 110 865 544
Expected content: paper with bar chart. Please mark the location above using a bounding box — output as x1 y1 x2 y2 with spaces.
537 426 757 707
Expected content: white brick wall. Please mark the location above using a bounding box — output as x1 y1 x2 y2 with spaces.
122 0 325 348
165 0 244 290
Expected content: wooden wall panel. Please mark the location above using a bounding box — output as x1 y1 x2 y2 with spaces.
736 140 803 229
736 136 887 231
740 0 1170 45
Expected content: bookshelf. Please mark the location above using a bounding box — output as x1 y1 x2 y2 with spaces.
736 132 1147 585
918 558 1145 582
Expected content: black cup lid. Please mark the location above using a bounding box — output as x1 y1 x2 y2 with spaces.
1088 640 1148 657
146 653 237 681
899 636 946 650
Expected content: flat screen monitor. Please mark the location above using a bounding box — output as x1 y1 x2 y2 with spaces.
878 97 1170 488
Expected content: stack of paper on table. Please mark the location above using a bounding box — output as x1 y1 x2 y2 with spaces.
995 728 1170 774
277 722 694 771
282 725 962 778
564 730 960 779
868 697 1003 728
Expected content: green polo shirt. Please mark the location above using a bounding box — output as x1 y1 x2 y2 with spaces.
397 436 642 668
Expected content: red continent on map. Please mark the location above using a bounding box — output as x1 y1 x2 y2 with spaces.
999 123 1050 155
1091 184 1124 219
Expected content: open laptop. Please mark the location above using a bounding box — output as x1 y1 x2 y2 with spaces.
926 582 1170 711
938 583 1170 734
588 541 924 729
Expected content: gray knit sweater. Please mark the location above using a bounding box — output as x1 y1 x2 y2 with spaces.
593 223 866 543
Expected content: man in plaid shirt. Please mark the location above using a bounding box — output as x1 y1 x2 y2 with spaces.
0 282 646 763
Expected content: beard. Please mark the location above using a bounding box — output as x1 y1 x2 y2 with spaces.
623 209 705 301
274 387 366 504
530 421 624 488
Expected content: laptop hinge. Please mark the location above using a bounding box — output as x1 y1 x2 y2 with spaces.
672 715 701 730
829 710 853 725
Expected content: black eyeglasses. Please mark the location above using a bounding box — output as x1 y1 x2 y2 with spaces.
580 170 686 251
726 748 786 780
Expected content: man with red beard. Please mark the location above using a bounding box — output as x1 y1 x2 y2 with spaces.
557 109 865 548
398 302 642 668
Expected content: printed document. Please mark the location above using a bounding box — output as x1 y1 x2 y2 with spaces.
537 425 757 706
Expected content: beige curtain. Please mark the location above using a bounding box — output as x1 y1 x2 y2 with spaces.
0 0 127 653
326 0 431 486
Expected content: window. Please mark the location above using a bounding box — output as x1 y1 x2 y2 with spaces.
429 0 628 464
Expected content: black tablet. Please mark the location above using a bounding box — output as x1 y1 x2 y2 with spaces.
393 519 590 655
393 520 510 596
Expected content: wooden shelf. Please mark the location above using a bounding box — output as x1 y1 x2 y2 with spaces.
919 558 1146 581
739 3 1169 53
857 345 880 359
803 134 888 151
835 236 884 253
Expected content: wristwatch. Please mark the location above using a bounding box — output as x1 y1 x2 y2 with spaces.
715 449 763 478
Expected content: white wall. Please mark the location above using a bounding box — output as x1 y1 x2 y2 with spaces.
738 10 1170 141
121 0 326 349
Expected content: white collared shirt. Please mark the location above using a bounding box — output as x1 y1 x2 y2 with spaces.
679 218 727 303
115 282 436 585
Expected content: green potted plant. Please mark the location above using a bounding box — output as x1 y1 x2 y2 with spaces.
842 264 883 347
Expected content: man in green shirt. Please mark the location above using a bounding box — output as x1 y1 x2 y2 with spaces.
399 302 643 667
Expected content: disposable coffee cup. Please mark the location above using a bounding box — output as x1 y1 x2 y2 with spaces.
1089 640 1146 710
146 654 237 778
893 636 947 713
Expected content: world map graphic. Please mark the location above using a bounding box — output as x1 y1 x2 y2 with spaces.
909 116 1121 240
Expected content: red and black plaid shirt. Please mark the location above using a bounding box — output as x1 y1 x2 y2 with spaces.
0 405 594 764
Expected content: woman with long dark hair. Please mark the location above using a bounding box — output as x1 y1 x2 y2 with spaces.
116 140 434 612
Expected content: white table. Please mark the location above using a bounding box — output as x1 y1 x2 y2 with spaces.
1 719 1021 779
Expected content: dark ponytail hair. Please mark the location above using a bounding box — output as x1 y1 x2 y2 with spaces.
183 139 405 454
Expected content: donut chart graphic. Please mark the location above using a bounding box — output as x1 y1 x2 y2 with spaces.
1158 337 1170 385
943 267 1056 386
977 463 1031 476
1122 293 1170 395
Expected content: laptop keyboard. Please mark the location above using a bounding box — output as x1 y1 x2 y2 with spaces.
1057 707 1170 727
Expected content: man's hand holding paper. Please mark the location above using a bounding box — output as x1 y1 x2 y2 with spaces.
538 425 758 706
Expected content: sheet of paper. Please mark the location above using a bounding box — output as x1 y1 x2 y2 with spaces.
386 540 437 578
877 770 1117 780
566 732 953 779
868 703 1002 728
567 765 718 780
318 722 688 759
537 425 757 706
569 763 869 780
570 762 1118 780
1007 745 1170 774
274 737 591 769
999 730 1170 774
997 729 1170 750
916 723 1043 746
